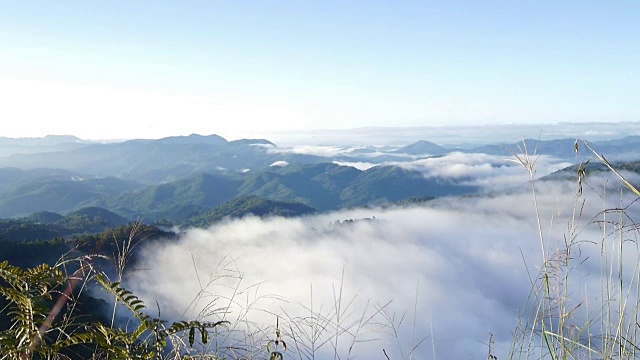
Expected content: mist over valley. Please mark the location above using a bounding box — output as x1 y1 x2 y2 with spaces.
3 2 638 357
3 129 640 358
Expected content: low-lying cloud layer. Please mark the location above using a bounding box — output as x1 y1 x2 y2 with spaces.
256 122 640 147
127 174 640 359
330 151 572 190
266 144 574 193
396 152 573 189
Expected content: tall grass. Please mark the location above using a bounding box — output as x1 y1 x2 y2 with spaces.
178 261 426 359
508 140 640 360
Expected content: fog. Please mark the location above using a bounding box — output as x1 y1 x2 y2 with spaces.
256 122 640 147
126 166 640 359
396 152 573 190
331 152 574 191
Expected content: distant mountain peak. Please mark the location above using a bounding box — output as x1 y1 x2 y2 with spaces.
229 138 276 146
395 140 445 155
157 134 228 145
43 134 82 141
0 135 83 146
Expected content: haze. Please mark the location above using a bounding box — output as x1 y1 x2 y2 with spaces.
2 2 640 360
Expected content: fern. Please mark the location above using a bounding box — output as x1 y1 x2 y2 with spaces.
0 260 68 359
92 275 229 357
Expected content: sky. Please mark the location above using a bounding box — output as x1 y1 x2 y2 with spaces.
1 1 639 140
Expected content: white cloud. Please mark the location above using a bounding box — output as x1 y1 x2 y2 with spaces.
124 175 640 359
332 160 376 170
267 145 353 157
395 152 573 190
269 160 289 167
264 144 417 160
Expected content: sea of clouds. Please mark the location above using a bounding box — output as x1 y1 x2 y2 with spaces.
254 122 640 147
124 154 640 359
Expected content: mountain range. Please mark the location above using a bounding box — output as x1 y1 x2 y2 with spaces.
0 162 477 221
6 134 640 184
1 133 640 224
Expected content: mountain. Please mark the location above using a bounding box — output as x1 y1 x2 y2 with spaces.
467 136 640 159
0 135 82 146
55 207 130 234
0 206 131 244
0 134 324 183
469 138 579 157
0 167 86 194
9 134 640 222
0 135 87 158
395 140 447 155
25 211 65 224
0 220 174 270
238 163 362 211
0 175 144 218
184 195 316 227
153 133 228 146
0 219 64 243
542 159 640 182
3 135 640 185
228 138 275 146
340 165 475 207
108 162 477 222
108 173 243 221
65 206 129 226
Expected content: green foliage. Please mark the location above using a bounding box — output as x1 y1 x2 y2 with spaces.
184 195 316 228
0 176 144 218
0 239 70 269
0 134 322 184
0 206 130 245
394 195 436 206
48 162 476 222
0 259 76 359
74 275 229 359
0 257 227 359
267 318 287 360
25 211 65 224
0 219 64 243
71 223 174 256
340 165 473 207
108 173 242 221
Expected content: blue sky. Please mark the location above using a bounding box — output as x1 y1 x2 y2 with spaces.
1 1 638 140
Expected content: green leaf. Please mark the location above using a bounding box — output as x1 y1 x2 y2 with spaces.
189 327 195 347
201 325 208 344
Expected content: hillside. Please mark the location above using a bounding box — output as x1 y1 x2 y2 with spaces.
0 161 477 220
0 135 87 157
238 163 362 211
0 134 324 183
543 160 640 181
0 175 144 218
184 195 316 227
0 207 131 243
67 162 477 221
5 134 640 221
465 136 640 160
395 140 447 155
340 165 475 207
108 173 243 221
